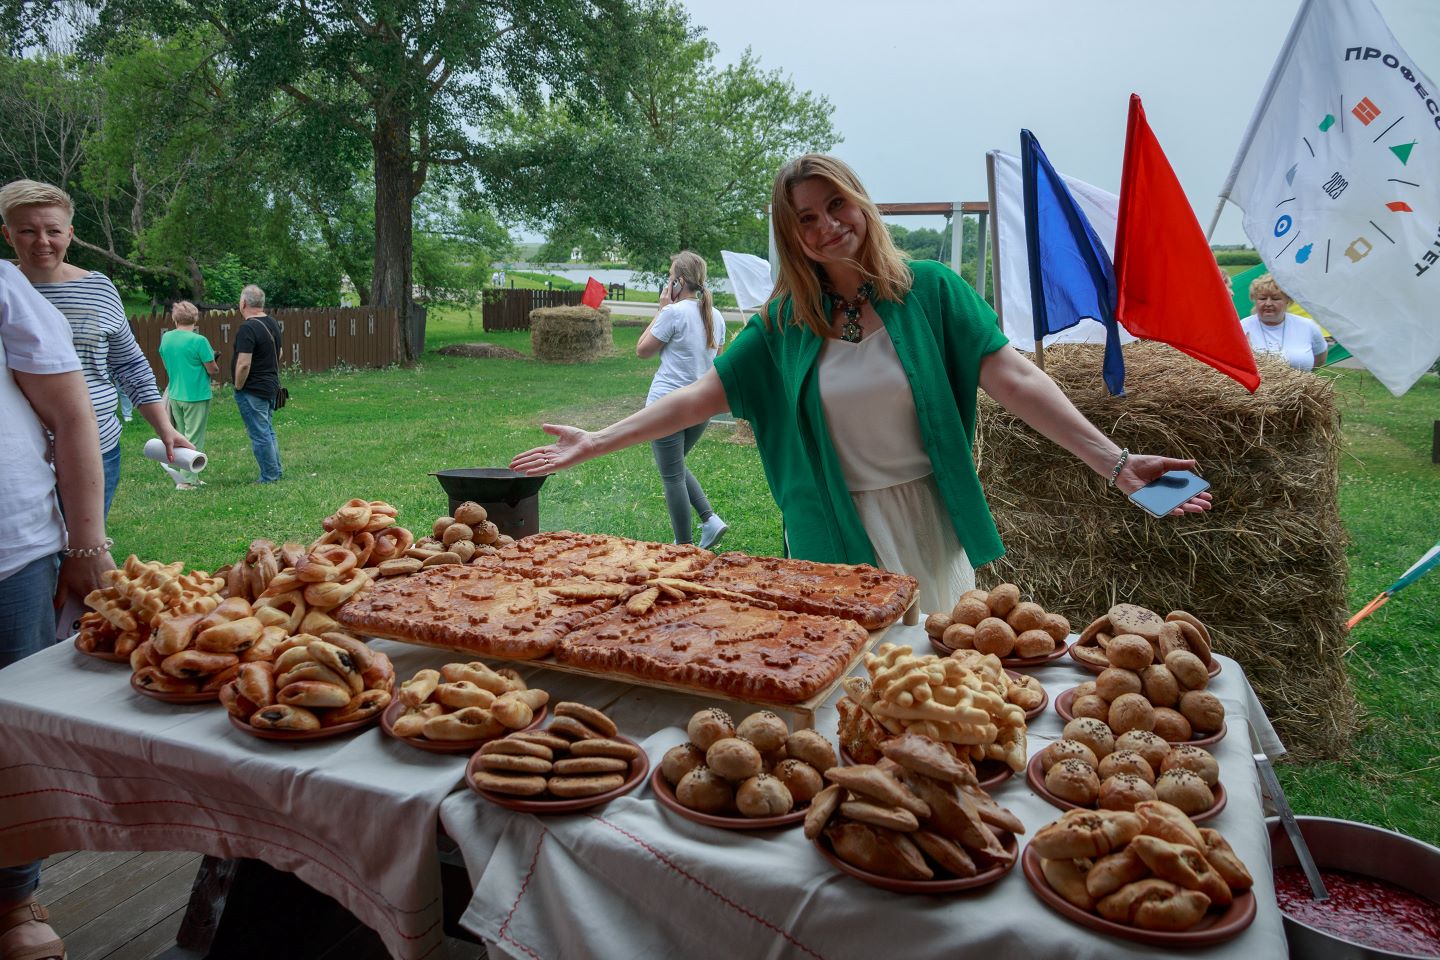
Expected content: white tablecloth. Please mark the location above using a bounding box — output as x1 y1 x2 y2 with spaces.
0 639 468 960
440 624 1290 960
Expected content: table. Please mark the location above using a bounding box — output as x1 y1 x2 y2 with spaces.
0 640 466 960
439 622 1290 960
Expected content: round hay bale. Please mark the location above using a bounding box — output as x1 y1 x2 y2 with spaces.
976 342 1356 760
530 306 613 364
437 343 528 360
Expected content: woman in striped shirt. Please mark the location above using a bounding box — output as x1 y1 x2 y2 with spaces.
1 180 191 517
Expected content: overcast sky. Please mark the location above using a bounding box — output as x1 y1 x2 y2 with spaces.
680 0 1440 246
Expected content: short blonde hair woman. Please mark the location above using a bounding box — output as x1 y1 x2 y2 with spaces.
1240 274 1327 371
513 155 1211 611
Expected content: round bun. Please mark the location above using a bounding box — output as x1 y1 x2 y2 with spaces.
924 612 953 639
1179 690 1225 734
785 729 837 772
1096 667 1143 702
735 710 789 752
660 742 706 785
1139 664 1180 708
950 596 990 627
1161 745 1220 786
1045 758 1101 805
986 583 1021 618
1098 773 1157 812
1114 730 1170 772
1152 707 1193 743
1108 693 1156 735
1041 738 1099 773
1006 602 1048 634
735 773 794 817
1074 680 1098 699
769 759 823 804
687 707 735 751
1042 612 1072 643
706 737 764 781
1099 749 1156 784
1062 717 1115 759
676 766 733 813
973 617 1017 657
1105 634 1155 671
1154 768 1215 815
1164 650 1209 691
1014 629 1056 659
1072 693 1110 723
942 622 977 650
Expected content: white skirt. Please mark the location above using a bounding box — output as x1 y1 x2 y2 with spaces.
849 473 974 616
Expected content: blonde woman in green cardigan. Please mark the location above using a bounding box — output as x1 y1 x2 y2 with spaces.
512 154 1210 611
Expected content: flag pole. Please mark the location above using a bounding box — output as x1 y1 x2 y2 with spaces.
987 151 1040 370
1204 197 1226 243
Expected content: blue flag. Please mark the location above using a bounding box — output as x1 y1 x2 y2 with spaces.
1021 129 1126 395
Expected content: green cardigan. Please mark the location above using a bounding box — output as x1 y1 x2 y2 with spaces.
713 259 1009 568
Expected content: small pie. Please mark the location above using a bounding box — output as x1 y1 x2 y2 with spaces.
694 553 918 631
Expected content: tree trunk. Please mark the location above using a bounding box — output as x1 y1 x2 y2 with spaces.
372 105 417 364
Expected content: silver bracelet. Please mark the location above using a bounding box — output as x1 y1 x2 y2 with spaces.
1108 448 1130 485
64 537 114 558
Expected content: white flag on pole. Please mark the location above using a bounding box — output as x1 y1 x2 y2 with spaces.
1219 0 1440 396
989 150 1136 351
719 250 774 313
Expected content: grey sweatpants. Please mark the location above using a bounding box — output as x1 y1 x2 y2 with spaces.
650 422 715 544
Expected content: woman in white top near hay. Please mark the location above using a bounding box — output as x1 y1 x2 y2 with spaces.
1239 274 1327 372
637 251 729 548
514 154 1211 611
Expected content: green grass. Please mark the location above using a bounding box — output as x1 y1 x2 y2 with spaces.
105 310 1440 842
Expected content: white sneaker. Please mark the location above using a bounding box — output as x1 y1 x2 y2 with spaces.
698 515 729 550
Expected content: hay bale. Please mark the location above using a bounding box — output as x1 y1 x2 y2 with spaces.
976 342 1355 759
530 306 613 363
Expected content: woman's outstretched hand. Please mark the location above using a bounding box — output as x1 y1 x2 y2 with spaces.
1115 455 1214 515
510 424 597 476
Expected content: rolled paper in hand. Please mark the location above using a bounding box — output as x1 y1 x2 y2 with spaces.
143 438 207 473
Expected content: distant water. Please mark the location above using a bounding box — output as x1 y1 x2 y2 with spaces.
499 263 733 294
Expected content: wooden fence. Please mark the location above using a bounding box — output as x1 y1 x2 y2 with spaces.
129 306 399 381
482 288 585 331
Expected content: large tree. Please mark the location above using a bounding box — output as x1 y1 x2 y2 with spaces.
91 0 636 361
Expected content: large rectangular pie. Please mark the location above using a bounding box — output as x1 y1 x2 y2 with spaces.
336 564 614 659
490 531 713 584
555 595 870 703
693 553 918 631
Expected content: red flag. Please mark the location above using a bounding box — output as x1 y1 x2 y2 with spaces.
1114 95 1260 392
581 277 606 309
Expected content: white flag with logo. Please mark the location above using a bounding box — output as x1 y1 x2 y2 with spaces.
1219 0 1440 396
989 150 1136 351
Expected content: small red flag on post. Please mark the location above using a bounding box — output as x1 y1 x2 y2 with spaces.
581 277 606 309
1114 94 1260 392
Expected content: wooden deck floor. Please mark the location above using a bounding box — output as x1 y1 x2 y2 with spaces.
37 852 486 960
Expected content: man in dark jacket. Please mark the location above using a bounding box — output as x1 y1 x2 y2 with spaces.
232 284 283 482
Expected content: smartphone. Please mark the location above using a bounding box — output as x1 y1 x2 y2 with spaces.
1127 470 1210 518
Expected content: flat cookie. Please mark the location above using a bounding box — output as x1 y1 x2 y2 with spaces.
477 753 553 774
471 771 548 796
511 730 571 753
480 738 553 760
567 738 641 761
553 756 629 775
554 701 619 737
546 773 626 797
548 715 607 741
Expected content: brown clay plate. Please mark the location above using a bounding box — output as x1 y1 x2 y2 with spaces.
650 766 807 830
814 829 1017 894
929 635 1069 669
1021 844 1256 946
129 672 220 704
75 635 129 663
467 733 649 813
840 746 1013 791
228 709 380 741
380 699 548 754
1005 669 1050 722
1024 752 1227 823
1054 687 1227 748
1068 640 1221 678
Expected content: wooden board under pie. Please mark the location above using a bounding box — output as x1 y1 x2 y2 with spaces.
336 564 615 659
554 596 870 704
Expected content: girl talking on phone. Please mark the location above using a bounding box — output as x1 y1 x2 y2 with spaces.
635 251 730 547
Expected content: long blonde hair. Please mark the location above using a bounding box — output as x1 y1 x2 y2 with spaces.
768 154 911 337
670 250 718 350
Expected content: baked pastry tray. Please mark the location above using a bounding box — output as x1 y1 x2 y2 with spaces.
367 599 917 731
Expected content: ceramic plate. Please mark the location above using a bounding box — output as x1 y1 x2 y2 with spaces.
1053 687 1227 748
650 767 807 830
1021 845 1256 946
929 636 1070 669
75 635 129 663
1069 640 1221 678
228 709 380 741
467 734 649 813
1024 752 1227 822
380 699 547 754
813 830 1017 894
130 672 220 704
